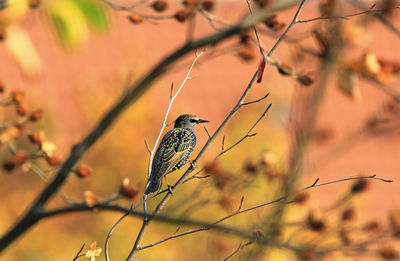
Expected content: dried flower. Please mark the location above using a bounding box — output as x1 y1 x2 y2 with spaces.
264 15 286 31
75 165 92 178
85 242 102 261
120 178 140 200
183 0 196 6
41 141 57 157
252 229 264 240
2 151 27 172
152 0 168 12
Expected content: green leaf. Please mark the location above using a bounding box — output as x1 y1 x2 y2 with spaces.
72 0 109 32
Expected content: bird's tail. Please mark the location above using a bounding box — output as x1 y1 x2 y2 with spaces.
145 179 161 194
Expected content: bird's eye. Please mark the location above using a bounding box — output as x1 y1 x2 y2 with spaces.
189 119 197 123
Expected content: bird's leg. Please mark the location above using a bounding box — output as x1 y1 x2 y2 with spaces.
164 175 174 195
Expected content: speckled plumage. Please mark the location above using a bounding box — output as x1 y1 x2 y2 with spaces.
145 115 208 194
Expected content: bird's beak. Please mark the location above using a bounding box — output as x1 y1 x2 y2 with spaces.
197 118 209 124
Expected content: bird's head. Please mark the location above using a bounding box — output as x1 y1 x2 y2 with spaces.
174 114 209 129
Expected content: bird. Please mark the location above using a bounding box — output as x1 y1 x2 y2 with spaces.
145 114 209 194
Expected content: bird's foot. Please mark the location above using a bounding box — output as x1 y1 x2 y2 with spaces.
189 160 198 169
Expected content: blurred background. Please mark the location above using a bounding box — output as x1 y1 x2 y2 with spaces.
0 0 399 260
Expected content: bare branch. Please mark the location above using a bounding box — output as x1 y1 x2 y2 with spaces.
72 243 85 261
105 204 133 261
223 241 253 261
144 139 151 154
136 175 390 250
242 93 270 106
296 7 382 23
203 126 211 140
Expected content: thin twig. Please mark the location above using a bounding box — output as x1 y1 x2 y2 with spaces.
223 241 253 261
242 93 270 106
72 243 85 261
296 8 382 23
105 204 133 261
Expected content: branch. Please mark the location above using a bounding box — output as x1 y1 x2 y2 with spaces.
0 1 298 251
136 174 391 250
105 204 133 261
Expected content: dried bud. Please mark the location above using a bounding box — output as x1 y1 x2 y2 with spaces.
379 246 399 260
46 155 62 166
204 160 221 175
29 109 43 122
294 192 309 205
307 211 326 232
219 195 235 211
297 75 314 86
351 179 369 194
174 8 192 23
152 0 168 12
341 207 356 222
244 159 258 174
120 178 140 200
237 45 254 62
201 0 214 11
28 131 46 145
84 190 103 207
0 81 4 93
17 103 29 116
75 165 92 178
277 63 292 76
389 209 400 237
29 0 41 8
11 90 25 104
128 14 143 24
253 0 271 8
363 221 380 232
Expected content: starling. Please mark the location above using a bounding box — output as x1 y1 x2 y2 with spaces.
145 114 209 194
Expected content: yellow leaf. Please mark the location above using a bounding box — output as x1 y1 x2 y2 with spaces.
45 0 89 48
4 26 42 77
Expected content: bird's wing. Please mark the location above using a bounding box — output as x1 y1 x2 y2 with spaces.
159 129 192 176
